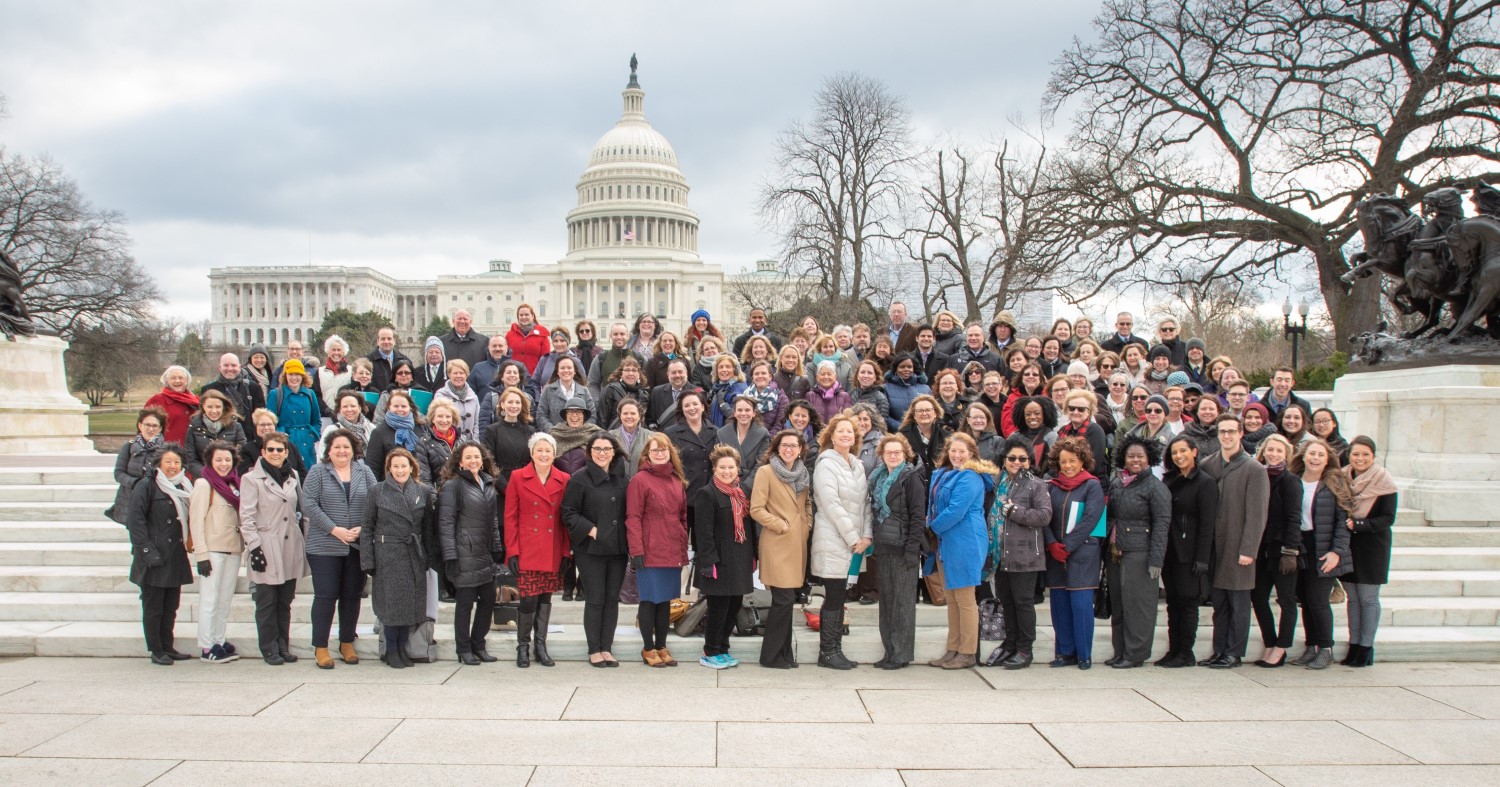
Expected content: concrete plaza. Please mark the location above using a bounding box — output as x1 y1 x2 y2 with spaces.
0 656 1497 784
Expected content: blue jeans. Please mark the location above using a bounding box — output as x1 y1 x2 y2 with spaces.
1049 588 1095 661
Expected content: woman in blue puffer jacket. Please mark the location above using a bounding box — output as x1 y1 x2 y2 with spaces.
925 432 996 671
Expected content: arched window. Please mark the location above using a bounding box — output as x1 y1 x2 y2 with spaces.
294 328 303 340
256 328 264 343
485 307 494 324
230 329 239 345
617 301 626 318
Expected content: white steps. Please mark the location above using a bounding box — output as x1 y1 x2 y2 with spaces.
0 460 1497 662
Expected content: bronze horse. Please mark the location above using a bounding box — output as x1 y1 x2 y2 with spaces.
1340 194 1455 338
1445 214 1500 340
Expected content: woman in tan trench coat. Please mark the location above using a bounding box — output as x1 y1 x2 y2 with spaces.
238 432 310 665
750 429 813 669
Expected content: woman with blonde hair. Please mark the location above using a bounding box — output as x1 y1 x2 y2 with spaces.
626 432 691 667
432 359 480 441
811 413 872 669
1287 438 1355 670
925 431 996 670
774 344 811 402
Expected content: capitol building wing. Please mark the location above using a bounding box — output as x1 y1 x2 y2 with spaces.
209 61 725 351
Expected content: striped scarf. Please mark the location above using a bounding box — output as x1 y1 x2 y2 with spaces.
713 477 749 543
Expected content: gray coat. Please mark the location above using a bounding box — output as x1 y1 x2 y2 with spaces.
438 471 504 588
301 461 377 557
107 438 160 524
1201 448 1270 591
535 382 595 432
360 478 437 626
1106 471 1172 568
238 463 308 586
185 414 247 478
609 425 657 476
998 471 1052 574
716 421 769 489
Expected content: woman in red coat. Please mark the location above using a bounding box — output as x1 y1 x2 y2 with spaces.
626 432 690 667
145 365 201 446
504 431 571 667
505 303 551 375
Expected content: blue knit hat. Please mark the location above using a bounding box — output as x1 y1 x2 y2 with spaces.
690 309 711 324
1166 371 1191 387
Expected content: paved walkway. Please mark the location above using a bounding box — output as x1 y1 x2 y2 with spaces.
0 657 1496 784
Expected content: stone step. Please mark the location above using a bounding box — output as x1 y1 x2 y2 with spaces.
1395 508 1428 527
1383 570 1500 597
0 502 110 522
1392 526 1500 547
0 520 127 543
0 484 116 503
3 620 1496 662
0 543 129 566
3 590 1490 628
1391 547 1500 571
0 467 116 486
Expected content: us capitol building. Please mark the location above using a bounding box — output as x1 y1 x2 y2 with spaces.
209 61 756 350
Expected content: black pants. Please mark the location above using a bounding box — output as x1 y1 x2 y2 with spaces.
560 556 579 597
760 586 797 666
1210 588 1252 658
308 551 364 648
638 601 671 650
575 552 627 654
251 579 296 656
139 585 182 653
1253 555 1299 648
1299 571 1337 648
703 594 743 657
454 580 497 654
1162 559 1201 656
819 578 848 613
995 570 1039 652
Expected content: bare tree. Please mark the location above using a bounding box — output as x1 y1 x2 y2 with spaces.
907 136 1061 323
760 73 912 307
1045 0 1500 349
0 148 163 337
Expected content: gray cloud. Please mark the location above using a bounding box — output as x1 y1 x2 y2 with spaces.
3 0 1106 320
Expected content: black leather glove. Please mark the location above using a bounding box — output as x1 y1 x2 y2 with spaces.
698 562 717 580
196 560 212 578
630 554 645 570
1279 554 1299 575
445 559 458 578
1191 560 1209 577
507 556 520 575
141 546 163 568
491 552 505 565
249 547 267 573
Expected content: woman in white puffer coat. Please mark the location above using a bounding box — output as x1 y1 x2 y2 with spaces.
810 413 872 669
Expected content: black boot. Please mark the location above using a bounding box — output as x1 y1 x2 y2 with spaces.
515 609 533 668
816 609 856 670
532 603 555 667
278 638 298 663
1341 644 1365 666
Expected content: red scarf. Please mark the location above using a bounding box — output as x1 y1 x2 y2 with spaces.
713 477 749 543
1060 421 1090 438
1048 469 1097 492
325 357 347 374
157 387 200 408
432 426 456 448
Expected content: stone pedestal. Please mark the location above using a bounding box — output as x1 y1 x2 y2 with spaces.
0 336 96 454
1333 365 1500 527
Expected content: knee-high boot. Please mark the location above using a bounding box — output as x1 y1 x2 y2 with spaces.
817 609 856 670
515 608 533 668
533 602 555 667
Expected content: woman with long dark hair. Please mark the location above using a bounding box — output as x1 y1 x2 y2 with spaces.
1159 433 1219 668
562 433 631 667
439 441 504 666
751 430 813 669
1343 435 1399 667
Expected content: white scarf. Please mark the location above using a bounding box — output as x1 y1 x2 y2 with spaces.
155 469 194 542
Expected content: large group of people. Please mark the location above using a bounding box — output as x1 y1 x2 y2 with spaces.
115 303 1397 672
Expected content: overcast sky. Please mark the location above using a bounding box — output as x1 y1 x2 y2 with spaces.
2 0 1112 322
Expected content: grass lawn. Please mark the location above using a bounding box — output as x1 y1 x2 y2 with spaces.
89 410 140 434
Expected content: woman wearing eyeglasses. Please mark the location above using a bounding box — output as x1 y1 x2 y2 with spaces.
561 433 630 667
626 434 690 667
1104 434 1172 669
987 436 1052 669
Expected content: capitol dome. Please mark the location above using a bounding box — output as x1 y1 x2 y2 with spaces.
565 60 700 260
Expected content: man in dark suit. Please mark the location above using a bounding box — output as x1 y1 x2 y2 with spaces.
440 309 490 370
947 323 1001 372
645 358 702 431
912 325 949 381
883 302 919 355
731 308 786 356
1100 311 1150 356
365 327 412 392
200 352 264 429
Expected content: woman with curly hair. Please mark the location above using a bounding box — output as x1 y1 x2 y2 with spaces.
1104 434 1172 669
1044 436 1106 670
925 432 997 671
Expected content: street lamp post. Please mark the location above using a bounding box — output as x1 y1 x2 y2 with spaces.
1282 297 1310 370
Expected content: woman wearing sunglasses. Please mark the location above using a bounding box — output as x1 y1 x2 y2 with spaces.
985 436 1053 669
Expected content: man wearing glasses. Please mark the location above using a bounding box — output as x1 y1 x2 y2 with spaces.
1198 415 1269 669
1100 311 1149 356
1152 316 1188 368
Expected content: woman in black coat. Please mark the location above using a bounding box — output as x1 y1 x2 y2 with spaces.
868 433 928 670
126 444 195 665
484 386 538 479
988 436 1053 670
106 407 166 525
1288 439 1354 670
1159 434 1219 668
359 448 436 669
438 441 507 666
1104 434 1172 669
561 433 631 667
1251 434 1304 668
1343 435 1399 667
665 390 719 511
692 446 759 669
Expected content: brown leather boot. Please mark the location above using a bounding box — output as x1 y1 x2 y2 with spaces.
943 653 977 670
339 642 359 665
928 650 958 668
314 647 335 669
